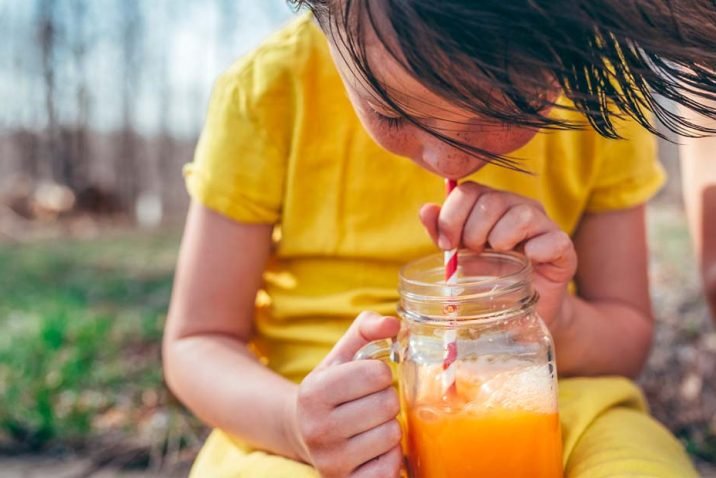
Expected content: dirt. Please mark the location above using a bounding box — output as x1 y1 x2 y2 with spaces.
0 456 190 478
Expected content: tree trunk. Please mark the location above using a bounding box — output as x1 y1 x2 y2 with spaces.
37 0 59 183
69 0 91 192
115 0 143 214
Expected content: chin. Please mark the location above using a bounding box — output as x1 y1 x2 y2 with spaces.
414 157 487 180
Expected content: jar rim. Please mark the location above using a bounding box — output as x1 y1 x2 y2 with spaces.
398 290 539 325
398 250 536 320
399 249 531 290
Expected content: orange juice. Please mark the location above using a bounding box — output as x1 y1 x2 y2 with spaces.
407 407 561 478
403 363 562 478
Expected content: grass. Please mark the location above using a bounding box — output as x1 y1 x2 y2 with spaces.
0 229 202 460
0 207 714 473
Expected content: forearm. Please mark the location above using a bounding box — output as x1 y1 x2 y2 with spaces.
678 102 716 318
552 295 653 378
163 333 304 461
699 185 716 318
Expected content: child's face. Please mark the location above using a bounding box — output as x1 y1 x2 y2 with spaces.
327 26 558 179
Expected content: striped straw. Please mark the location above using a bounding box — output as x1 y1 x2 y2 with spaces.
442 179 459 398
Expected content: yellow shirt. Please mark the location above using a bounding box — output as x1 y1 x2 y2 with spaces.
186 13 664 384
185 13 695 478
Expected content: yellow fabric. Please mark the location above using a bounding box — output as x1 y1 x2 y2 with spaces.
185 13 691 478
190 378 697 478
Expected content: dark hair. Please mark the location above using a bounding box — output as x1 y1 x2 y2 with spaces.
289 0 716 169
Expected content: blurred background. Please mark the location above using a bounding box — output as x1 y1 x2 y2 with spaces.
0 1 714 477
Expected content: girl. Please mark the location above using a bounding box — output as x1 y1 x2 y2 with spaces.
164 1 716 476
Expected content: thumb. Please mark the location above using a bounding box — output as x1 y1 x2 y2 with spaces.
419 203 441 246
318 311 400 369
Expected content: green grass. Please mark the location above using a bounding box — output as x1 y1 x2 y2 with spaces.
0 212 713 472
0 230 200 453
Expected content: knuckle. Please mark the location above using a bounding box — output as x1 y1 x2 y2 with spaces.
355 310 376 324
478 191 506 212
513 203 538 224
463 234 482 251
459 181 481 195
462 220 486 250
362 361 392 388
487 229 509 251
385 420 402 445
301 420 326 447
382 390 400 417
554 231 573 252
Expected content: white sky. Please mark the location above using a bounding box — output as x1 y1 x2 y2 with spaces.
0 0 295 137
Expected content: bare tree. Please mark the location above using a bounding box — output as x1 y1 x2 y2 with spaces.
68 0 91 192
114 0 144 214
152 0 174 222
37 0 60 182
8 3 40 178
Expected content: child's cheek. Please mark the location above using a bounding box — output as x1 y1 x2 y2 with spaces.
364 119 419 159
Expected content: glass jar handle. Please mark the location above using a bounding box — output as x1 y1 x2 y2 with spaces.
353 338 402 363
354 337 409 478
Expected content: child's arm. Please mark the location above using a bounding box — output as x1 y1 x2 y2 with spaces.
420 182 653 378
560 205 653 377
163 203 402 477
678 102 716 319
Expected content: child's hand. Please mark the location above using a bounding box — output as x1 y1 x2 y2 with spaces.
419 181 578 328
290 312 403 478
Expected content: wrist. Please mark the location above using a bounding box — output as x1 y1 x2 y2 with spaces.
281 386 310 464
548 292 574 342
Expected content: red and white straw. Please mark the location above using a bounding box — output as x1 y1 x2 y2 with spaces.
442 179 459 398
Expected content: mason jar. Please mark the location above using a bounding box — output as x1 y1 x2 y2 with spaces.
356 250 562 478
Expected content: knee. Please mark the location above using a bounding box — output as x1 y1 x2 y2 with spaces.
565 407 698 478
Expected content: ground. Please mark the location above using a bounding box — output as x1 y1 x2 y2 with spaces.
641 204 716 477
0 203 714 477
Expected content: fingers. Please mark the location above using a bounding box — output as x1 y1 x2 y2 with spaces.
318 312 400 369
487 203 554 252
305 415 402 477
523 230 578 283
301 360 393 409
426 181 550 253
462 190 519 252
436 182 487 250
331 387 400 437
418 203 441 245
297 363 400 477
345 419 402 471
351 446 403 478
299 312 403 477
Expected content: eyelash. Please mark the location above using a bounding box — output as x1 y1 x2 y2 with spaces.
374 112 405 130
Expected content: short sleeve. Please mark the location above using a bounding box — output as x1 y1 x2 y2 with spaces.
184 58 289 224
586 119 666 213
